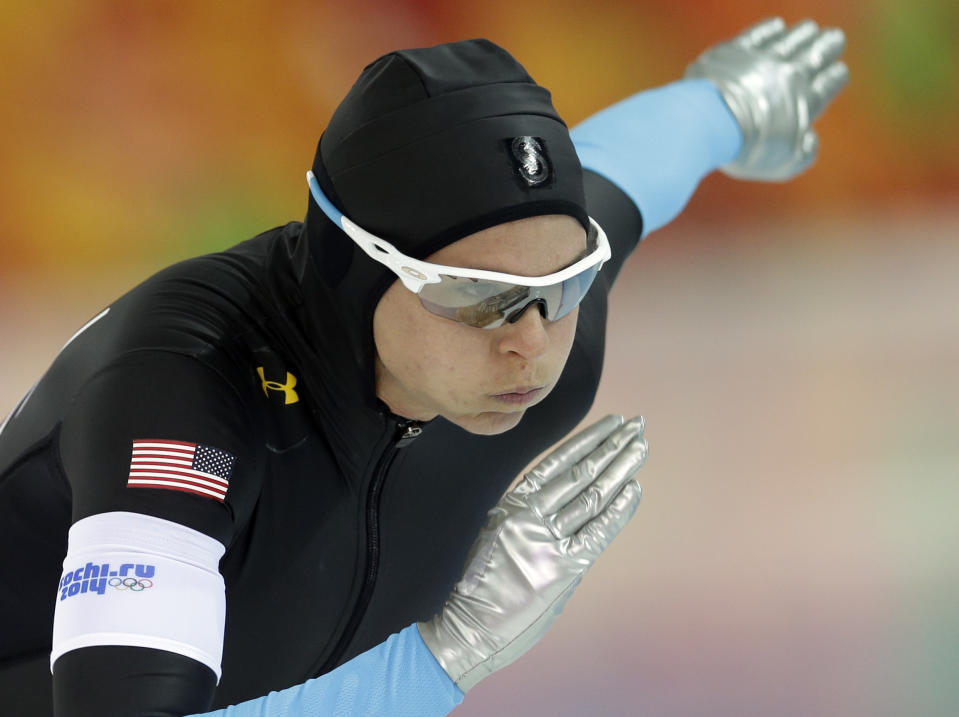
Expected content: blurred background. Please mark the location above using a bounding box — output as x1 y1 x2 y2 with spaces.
2 1 957 715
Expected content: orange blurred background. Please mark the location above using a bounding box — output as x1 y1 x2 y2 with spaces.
1 0 956 278
2 1 958 715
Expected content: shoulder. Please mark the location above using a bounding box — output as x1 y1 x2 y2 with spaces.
58 350 265 545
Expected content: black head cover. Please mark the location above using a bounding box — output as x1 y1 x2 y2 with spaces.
309 38 588 262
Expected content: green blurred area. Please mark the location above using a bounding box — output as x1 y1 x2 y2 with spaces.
873 0 959 152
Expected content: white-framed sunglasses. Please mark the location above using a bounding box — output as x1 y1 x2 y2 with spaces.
307 170 610 329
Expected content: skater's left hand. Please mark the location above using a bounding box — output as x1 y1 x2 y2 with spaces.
685 17 849 181
418 415 647 693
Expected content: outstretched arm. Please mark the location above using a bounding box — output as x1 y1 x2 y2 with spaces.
573 79 742 238
572 17 849 239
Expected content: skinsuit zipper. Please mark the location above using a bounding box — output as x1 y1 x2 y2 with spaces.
318 418 423 673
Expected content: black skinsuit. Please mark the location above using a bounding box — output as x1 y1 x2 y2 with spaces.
0 171 641 715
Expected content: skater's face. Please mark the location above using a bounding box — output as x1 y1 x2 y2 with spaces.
373 214 587 435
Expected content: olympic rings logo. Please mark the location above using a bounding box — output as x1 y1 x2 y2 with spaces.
108 577 154 592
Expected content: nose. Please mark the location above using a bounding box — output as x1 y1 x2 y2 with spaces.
508 299 547 325
497 302 549 359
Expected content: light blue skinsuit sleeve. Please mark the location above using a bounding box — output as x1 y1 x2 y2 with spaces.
571 78 743 238
188 624 463 717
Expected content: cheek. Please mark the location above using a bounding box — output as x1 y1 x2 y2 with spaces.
375 288 487 382
423 324 490 390
376 293 428 371
547 308 579 360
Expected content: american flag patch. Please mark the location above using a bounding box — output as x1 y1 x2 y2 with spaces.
127 439 236 502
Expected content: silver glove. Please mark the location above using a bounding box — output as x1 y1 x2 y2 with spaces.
418 414 647 693
685 17 849 181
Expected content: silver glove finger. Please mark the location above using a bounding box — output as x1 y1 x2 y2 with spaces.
800 130 819 165
768 19 819 60
735 17 786 50
565 480 642 562
521 414 624 491
798 28 846 78
547 437 648 539
526 416 645 520
808 61 850 120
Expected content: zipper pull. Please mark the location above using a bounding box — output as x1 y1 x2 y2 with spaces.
395 421 423 447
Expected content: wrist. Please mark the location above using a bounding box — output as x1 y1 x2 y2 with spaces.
416 620 462 691
416 617 487 694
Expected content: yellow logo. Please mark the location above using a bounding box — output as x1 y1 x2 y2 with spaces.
256 367 299 405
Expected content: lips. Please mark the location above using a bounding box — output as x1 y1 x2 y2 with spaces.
497 386 541 395
491 386 546 406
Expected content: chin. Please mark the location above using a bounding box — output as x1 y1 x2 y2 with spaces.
451 409 526 436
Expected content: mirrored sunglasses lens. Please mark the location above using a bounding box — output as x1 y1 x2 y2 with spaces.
419 277 530 328
418 266 601 328
552 264 601 319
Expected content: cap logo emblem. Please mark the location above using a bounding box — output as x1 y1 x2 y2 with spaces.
510 136 550 186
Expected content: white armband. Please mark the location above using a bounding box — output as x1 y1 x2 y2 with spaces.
51 511 227 680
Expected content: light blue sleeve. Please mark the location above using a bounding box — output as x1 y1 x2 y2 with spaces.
188 624 464 717
571 78 743 238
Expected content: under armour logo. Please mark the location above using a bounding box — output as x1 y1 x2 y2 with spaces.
256 367 299 405
510 136 550 186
